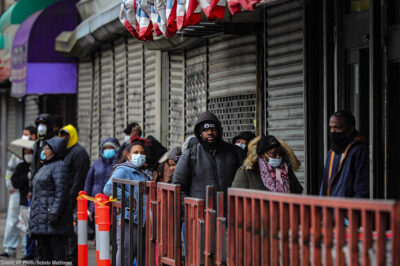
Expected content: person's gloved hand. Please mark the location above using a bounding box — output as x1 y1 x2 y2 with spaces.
48 213 58 225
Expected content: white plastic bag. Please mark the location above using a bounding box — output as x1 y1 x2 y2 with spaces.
17 205 30 233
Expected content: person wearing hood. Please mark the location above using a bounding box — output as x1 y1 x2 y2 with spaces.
59 124 90 264
28 137 72 263
1 126 36 259
172 112 245 210
232 136 303 193
104 139 151 266
59 124 90 207
84 138 120 215
232 131 256 151
320 110 369 198
30 114 55 182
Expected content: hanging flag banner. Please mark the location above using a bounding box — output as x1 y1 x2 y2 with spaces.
136 0 154 39
150 4 163 36
166 0 178 36
176 0 186 29
120 0 262 40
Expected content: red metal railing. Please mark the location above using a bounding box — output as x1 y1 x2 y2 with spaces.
228 188 400 266
156 182 182 265
184 197 205 265
146 181 157 266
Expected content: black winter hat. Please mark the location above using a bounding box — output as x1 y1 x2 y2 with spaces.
232 131 256 144
256 135 281 156
194 112 222 143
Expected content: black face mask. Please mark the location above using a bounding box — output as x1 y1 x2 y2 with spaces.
330 132 350 153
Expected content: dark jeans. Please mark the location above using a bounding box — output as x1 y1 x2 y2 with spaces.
25 234 36 257
35 235 67 263
116 220 137 266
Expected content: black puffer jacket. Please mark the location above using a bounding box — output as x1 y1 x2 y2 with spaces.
11 161 30 206
173 112 245 208
29 137 73 236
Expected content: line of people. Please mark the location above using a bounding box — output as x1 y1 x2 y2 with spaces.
1 108 368 265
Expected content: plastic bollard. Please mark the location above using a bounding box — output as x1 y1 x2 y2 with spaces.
97 202 111 266
95 193 108 265
77 191 88 266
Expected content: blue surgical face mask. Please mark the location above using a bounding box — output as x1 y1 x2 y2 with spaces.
266 154 282 168
103 149 116 159
40 150 46 160
235 143 246 150
130 154 146 168
124 135 130 143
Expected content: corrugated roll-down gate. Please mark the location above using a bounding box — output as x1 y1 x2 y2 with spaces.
265 0 306 187
143 49 159 138
100 46 114 142
127 38 144 129
7 98 18 149
24 95 39 127
77 61 93 154
91 52 101 160
168 53 185 147
113 38 127 144
207 35 257 142
185 45 208 136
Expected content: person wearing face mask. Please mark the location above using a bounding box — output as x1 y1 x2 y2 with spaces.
28 137 73 263
31 114 55 183
232 131 256 152
319 111 369 198
116 122 142 163
10 147 36 260
103 140 151 266
84 138 120 217
0 126 36 259
232 136 303 194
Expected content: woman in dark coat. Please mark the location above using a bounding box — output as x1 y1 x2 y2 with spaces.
84 137 120 214
28 137 72 262
232 135 303 194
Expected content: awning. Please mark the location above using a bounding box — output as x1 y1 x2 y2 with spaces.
11 0 80 97
0 0 61 83
55 1 123 58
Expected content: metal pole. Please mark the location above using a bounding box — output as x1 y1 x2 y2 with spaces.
369 0 381 199
0 95 7 211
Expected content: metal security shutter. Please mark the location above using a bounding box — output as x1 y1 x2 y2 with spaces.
7 98 18 147
185 45 207 136
207 35 257 141
24 96 39 127
127 39 144 128
77 61 93 154
114 38 127 144
100 47 114 141
265 1 305 187
143 49 157 137
169 53 185 147
91 52 101 160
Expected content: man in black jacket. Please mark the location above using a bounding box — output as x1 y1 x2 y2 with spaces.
59 124 90 265
172 112 244 210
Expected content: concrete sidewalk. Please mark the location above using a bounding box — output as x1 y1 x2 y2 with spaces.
0 212 97 265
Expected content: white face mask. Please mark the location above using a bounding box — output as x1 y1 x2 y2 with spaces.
37 124 47 136
235 143 246 150
124 135 131 143
22 135 29 140
24 154 33 163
